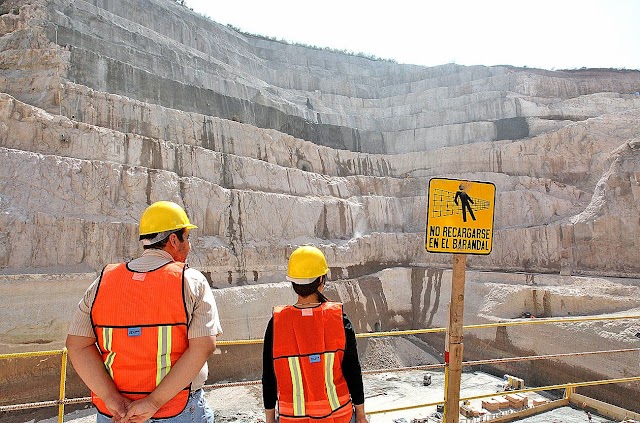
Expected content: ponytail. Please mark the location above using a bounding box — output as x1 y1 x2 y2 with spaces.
292 275 329 302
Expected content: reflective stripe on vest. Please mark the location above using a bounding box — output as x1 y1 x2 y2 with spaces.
324 352 340 411
288 356 305 416
157 325 173 385
90 262 190 418
272 302 352 422
102 327 115 379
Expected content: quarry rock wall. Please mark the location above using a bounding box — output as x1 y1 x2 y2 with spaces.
3 91 640 276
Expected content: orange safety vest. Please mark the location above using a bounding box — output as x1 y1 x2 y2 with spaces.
90 262 190 418
272 302 353 423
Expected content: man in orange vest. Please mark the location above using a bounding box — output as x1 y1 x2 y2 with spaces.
262 246 368 423
66 201 222 423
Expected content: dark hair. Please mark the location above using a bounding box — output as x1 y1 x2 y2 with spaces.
140 228 186 250
292 275 328 303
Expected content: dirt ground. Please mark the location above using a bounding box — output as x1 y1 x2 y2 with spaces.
32 371 615 423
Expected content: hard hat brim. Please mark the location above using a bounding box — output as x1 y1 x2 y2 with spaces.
139 223 197 237
286 275 318 285
140 225 197 245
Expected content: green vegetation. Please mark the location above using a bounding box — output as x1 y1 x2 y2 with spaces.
0 1 19 16
174 1 395 63
225 24 397 63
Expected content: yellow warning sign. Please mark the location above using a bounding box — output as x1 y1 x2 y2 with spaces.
425 178 496 255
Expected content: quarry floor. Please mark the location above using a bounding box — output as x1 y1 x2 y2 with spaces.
10 371 614 423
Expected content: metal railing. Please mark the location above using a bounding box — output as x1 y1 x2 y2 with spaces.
2 314 639 422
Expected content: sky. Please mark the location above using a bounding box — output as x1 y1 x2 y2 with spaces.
184 0 640 71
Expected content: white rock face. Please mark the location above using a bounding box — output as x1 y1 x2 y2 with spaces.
1 0 640 410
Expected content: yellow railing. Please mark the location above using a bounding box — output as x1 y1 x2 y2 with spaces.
0 349 69 423
2 314 639 421
366 376 640 415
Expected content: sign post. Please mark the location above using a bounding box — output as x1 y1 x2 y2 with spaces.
425 178 495 423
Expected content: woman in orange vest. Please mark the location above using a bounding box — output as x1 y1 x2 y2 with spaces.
262 246 368 423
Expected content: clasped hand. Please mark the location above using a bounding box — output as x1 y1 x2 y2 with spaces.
106 394 162 423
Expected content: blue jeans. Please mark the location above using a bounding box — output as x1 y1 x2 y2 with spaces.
97 389 214 423
276 408 356 423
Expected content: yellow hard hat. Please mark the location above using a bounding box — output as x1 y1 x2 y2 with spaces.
286 245 329 285
139 201 197 236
